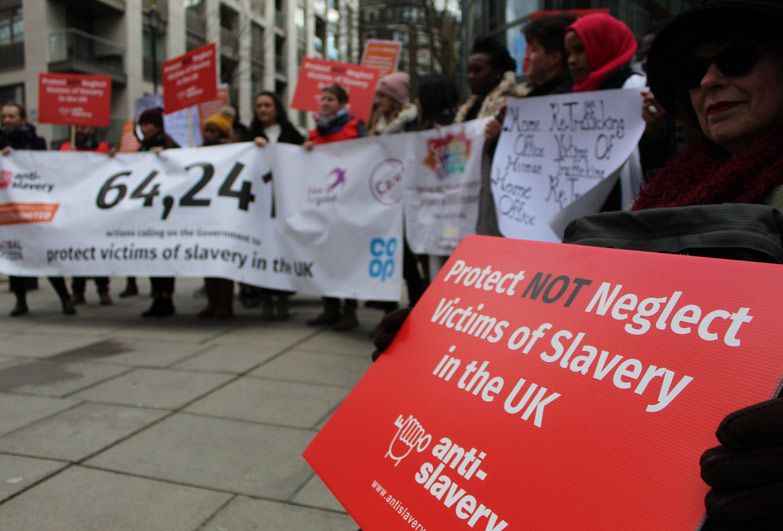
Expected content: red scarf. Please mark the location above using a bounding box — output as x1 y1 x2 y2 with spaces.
633 126 783 210
568 14 637 92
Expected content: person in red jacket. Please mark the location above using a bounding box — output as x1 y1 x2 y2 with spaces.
303 85 366 330
59 125 110 153
303 84 365 148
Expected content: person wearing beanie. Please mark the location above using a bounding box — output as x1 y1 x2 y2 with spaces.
367 72 418 136
197 107 236 319
136 107 180 317
203 106 234 143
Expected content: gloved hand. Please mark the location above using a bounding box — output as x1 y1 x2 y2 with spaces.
371 307 411 361
700 396 783 530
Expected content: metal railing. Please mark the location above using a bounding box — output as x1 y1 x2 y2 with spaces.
49 28 124 74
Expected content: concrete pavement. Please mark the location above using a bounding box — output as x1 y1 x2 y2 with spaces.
0 276 383 530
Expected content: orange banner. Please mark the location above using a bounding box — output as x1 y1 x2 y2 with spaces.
0 203 59 225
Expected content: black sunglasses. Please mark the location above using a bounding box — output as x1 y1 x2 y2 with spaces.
676 44 759 90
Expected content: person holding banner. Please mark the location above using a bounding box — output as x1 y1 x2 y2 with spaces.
197 107 238 320
249 91 305 320
367 72 418 136
304 85 366 331
60 125 113 306
1 102 76 316
562 13 646 211
136 107 180 318
457 38 527 238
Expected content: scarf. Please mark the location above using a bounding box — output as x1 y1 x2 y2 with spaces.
568 14 637 93
370 102 418 135
632 126 783 210
315 109 353 136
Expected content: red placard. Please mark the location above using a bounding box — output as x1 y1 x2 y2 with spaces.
38 73 112 127
361 39 402 78
305 235 783 530
290 57 380 122
161 42 218 114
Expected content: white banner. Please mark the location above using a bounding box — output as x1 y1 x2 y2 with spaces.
404 118 488 256
490 89 645 242
0 142 403 300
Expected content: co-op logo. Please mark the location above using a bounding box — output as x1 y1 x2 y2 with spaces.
370 159 405 205
307 167 346 206
369 237 397 282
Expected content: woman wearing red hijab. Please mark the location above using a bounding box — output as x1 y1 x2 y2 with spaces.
564 13 643 92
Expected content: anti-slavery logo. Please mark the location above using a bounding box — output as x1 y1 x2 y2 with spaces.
307 167 346 206
0 170 13 189
423 132 472 180
0 240 22 261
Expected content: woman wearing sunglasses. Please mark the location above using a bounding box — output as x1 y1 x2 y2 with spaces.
638 1 783 529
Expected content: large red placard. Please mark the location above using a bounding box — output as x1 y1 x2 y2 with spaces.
38 73 112 127
161 43 218 114
290 57 379 122
305 235 783 530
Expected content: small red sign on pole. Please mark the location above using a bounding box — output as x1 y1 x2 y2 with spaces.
38 73 112 127
305 235 783 530
290 57 380 122
161 42 218 114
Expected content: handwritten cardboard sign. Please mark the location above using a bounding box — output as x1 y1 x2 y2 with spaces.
38 73 112 127
290 57 380 122
161 42 218 114
361 39 403 78
490 89 644 242
304 235 783 530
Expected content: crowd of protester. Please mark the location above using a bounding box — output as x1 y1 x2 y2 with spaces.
2 3 783 525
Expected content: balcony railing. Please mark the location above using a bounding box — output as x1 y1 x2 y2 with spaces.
0 42 24 71
49 28 124 76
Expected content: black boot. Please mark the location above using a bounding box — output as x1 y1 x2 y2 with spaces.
10 298 28 317
120 277 139 297
142 294 175 318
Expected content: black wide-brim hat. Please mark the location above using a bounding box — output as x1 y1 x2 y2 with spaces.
647 0 783 117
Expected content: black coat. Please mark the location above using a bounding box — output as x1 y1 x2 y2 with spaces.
249 121 305 145
0 123 47 151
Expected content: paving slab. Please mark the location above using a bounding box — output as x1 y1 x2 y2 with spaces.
0 403 168 461
0 455 68 503
50 338 214 368
292 473 348 513
0 394 78 437
171 343 290 374
296 328 378 358
249 348 372 388
86 413 315 499
0 360 130 398
185 378 349 428
0 334 106 360
69 368 234 410
203 496 356 530
0 465 231 531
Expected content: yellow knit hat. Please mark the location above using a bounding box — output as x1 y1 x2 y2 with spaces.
205 106 235 138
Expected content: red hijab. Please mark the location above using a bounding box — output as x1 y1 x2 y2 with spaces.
568 14 638 92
